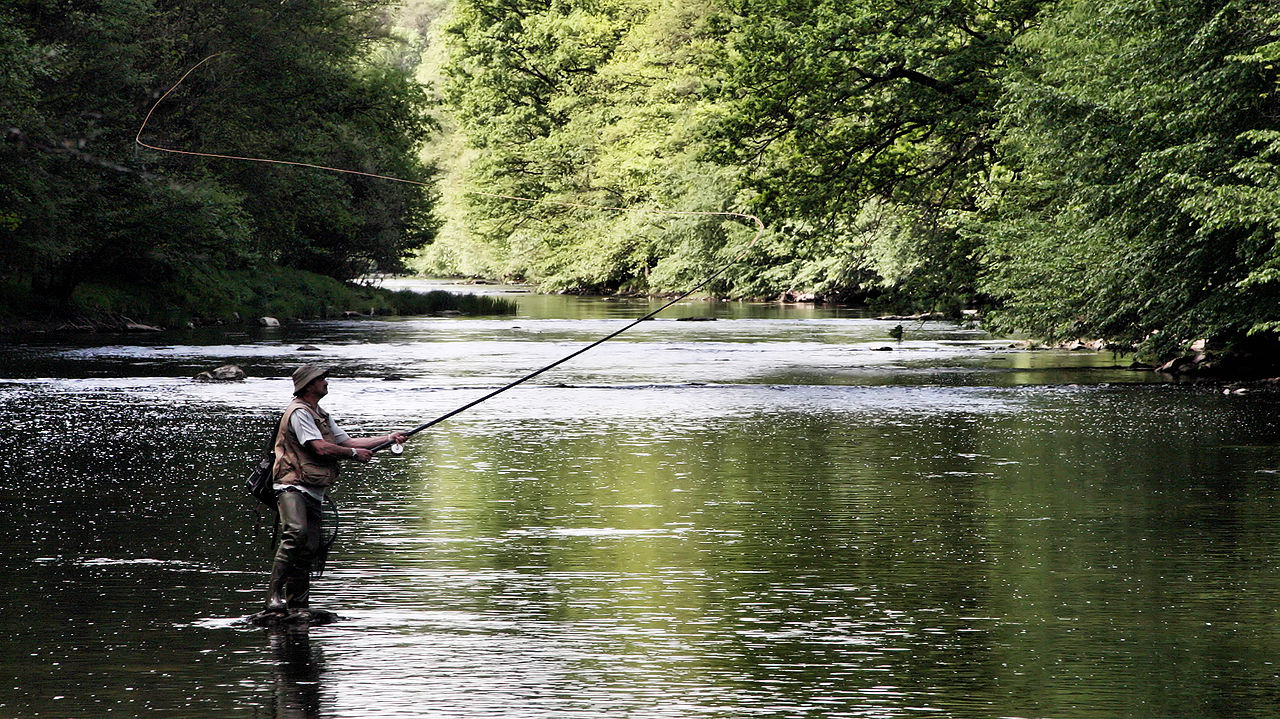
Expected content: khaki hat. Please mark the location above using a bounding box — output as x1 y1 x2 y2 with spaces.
292 364 329 395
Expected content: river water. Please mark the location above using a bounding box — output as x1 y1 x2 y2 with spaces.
1 281 1278 718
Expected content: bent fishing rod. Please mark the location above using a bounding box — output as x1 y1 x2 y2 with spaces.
137 53 766 453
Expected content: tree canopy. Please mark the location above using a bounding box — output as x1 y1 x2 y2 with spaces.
975 0 1280 357
424 0 1280 360
5 0 1280 361
1 0 436 321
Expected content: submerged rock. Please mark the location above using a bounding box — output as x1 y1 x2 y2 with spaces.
244 608 339 628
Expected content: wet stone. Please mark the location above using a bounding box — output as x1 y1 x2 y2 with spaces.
193 364 247 382
243 608 339 628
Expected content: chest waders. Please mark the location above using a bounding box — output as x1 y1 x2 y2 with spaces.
265 403 342 614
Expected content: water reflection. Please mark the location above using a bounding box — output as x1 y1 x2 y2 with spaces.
266 628 325 719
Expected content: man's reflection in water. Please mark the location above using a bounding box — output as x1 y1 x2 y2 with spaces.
267 627 324 719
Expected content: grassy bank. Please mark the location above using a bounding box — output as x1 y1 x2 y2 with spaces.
0 266 516 332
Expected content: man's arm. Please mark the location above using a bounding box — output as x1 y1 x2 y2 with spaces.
295 409 408 463
306 432 409 463
304 438 369 461
340 432 409 451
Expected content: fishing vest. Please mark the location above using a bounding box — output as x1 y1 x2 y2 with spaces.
273 398 341 488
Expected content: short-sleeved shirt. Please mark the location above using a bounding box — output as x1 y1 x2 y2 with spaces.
274 407 352 501
290 409 352 446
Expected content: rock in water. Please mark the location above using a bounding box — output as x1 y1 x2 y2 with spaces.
244 608 339 628
193 364 247 382
123 321 163 332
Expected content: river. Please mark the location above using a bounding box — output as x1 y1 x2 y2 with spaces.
0 280 1277 718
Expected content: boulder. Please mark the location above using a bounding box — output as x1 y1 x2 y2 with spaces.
1156 356 1198 376
193 364 247 382
296 345 321 352
257 316 280 327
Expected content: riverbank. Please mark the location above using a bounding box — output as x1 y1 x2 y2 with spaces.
0 268 516 335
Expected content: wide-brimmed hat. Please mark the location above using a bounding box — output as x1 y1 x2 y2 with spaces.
292 364 329 395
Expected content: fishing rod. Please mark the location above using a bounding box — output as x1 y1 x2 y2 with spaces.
137 54 767 454
368 244 758 454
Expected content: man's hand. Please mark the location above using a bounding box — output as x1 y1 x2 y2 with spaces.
352 448 373 463
389 431 409 445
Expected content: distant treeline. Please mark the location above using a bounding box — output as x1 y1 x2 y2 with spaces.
1 0 438 325
4 1 1279 361
417 0 1280 360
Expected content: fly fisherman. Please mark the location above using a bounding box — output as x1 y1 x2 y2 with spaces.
265 364 409 614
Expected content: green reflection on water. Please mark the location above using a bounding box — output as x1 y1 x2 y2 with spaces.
324 388 1280 718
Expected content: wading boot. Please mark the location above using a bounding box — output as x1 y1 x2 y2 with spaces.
264 560 289 613
286 564 311 611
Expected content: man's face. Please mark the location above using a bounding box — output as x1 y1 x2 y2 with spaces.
311 376 329 398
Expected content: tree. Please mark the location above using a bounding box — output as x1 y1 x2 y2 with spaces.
144 0 440 279
1 0 438 319
709 0 1051 308
975 0 1280 358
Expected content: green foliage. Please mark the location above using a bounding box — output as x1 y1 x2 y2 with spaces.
377 288 517 315
57 267 514 326
1 0 439 324
11 0 1280 360
435 0 761 296
432 0 1043 307
707 0 1049 308
143 0 441 279
974 0 1280 357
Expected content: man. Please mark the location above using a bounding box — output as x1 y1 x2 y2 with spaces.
265 364 409 613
